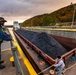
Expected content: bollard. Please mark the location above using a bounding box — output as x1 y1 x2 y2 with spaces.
10 56 15 67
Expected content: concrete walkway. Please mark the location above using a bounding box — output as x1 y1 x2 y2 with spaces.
0 42 30 75
0 50 16 75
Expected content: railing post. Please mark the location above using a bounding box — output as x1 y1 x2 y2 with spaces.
11 41 24 75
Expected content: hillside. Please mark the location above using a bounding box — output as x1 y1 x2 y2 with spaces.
20 3 76 27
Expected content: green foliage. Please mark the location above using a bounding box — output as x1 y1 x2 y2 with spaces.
20 3 76 27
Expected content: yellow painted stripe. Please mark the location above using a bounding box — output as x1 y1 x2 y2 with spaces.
9 28 37 75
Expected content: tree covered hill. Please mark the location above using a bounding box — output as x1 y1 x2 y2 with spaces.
20 3 76 27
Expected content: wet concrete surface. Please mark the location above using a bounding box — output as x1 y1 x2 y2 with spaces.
1 42 11 51
0 50 16 75
0 42 30 75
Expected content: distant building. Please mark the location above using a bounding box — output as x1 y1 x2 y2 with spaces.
13 21 20 30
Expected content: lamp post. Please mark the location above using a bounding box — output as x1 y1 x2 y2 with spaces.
71 6 76 28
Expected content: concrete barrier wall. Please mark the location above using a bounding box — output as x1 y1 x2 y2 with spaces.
39 30 76 39
22 27 76 39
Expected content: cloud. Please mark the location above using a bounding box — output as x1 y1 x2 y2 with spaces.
0 0 75 17
0 0 76 24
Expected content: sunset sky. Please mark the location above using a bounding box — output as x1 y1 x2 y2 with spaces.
0 0 76 25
